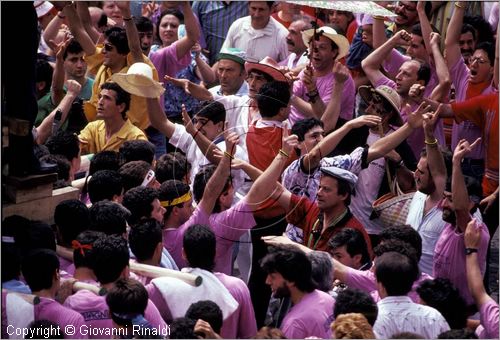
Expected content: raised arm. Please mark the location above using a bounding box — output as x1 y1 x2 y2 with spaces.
367 103 430 163
76 1 101 44
116 2 143 63
452 138 481 232
175 2 200 60
62 3 96 56
164 75 214 101
145 97 176 138
302 115 381 173
192 43 216 84
428 32 451 101
197 133 235 215
36 80 82 145
246 126 298 212
372 16 387 49
417 0 434 58
42 10 67 53
423 105 447 202
465 219 495 306
444 1 466 67
51 37 71 106
321 62 348 133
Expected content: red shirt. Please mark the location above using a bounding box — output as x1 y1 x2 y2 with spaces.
286 194 373 255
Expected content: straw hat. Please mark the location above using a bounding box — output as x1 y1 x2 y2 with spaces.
110 63 164 98
302 26 350 61
244 56 287 82
358 85 404 126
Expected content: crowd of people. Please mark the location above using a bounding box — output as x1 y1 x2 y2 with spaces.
1 0 499 339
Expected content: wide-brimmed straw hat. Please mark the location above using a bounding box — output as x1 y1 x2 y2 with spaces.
358 85 404 126
244 56 287 82
302 26 350 61
110 62 164 98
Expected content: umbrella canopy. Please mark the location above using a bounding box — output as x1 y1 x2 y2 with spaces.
285 1 397 17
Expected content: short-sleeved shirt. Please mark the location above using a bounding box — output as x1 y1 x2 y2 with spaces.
451 92 499 196
374 296 450 338
433 213 489 306
163 206 210 269
78 119 147 154
36 297 88 339
476 299 500 339
286 194 372 253
210 200 256 275
222 16 289 63
280 289 335 339
85 49 159 131
290 70 355 125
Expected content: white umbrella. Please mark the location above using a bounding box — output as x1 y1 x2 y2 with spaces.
285 0 397 17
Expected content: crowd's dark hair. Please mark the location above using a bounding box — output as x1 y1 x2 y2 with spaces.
260 245 315 292
411 23 440 47
46 131 80 162
185 300 223 333
183 224 216 271
257 81 291 118
248 69 274 83
307 251 334 292
104 26 129 54
55 199 90 246
374 251 419 296
36 58 53 96
333 288 378 326
73 230 104 269
92 234 130 284
89 151 123 175
460 23 477 41
100 82 131 119
25 320 64 339
40 154 71 183
2 241 21 282
391 332 425 339
169 317 197 339
155 152 191 184
123 187 159 226
106 278 149 325
417 278 468 329
21 249 59 292
328 228 371 265
118 160 152 193
464 15 494 44
158 180 191 220
193 165 230 213
129 219 163 262
248 1 275 9
379 225 422 261
438 329 478 339
88 170 123 204
119 140 155 165
373 239 419 264
196 100 226 124
134 16 153 33
13 219 56 256
475 41 496 66
63 39 84 60
411 59 431 85
89 200 130 236
291 118 324 141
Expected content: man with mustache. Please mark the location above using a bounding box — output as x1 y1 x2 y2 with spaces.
279 18 311 72
433 138 489 311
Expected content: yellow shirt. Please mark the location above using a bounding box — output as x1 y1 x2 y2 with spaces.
78 119 147 154
84 46 160 131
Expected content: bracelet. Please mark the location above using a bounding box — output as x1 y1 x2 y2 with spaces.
465 248 478 255
57 12 65 19
123 16 133 21
454 3 464 9
373 15 385 20
306 89 319 98
223 151 234 160
424 138 438 146
279 149 289 158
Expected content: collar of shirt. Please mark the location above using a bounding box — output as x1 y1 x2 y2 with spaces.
241 16 275 37
378 295 413 306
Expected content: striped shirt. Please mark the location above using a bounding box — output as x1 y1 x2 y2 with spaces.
192 1 248 65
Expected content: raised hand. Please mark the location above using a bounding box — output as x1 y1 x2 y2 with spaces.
407 102 432 129
422 104 442 135
429 32 441 47
409 84 426 102
453 138 481 164
281 121 299 157
464 218 482 249
181 104 197 135
303 65 317 93
141 0 157 18
332 61 349 84
224 129 240 158
346 114 382 129
393 29 412 46
261 234 297 247
66 79 82 97
164 75 191 94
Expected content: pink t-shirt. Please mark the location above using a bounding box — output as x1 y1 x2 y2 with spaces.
215 272 257 339
64 290 166 338
375 75 445 159
290 70 355 125
58 255 74 275
210 200 256 275
433 220 490 306
476 299 499 339
280 289 335 339
163 206 210 269
36 297 88 339
346 267 434 303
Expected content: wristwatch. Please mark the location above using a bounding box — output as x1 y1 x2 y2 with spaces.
465 248 478 255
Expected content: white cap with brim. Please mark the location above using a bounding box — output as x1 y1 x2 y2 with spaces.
110 62 165 98
34 0 54 18
320 166 358 192
302 26 350 61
